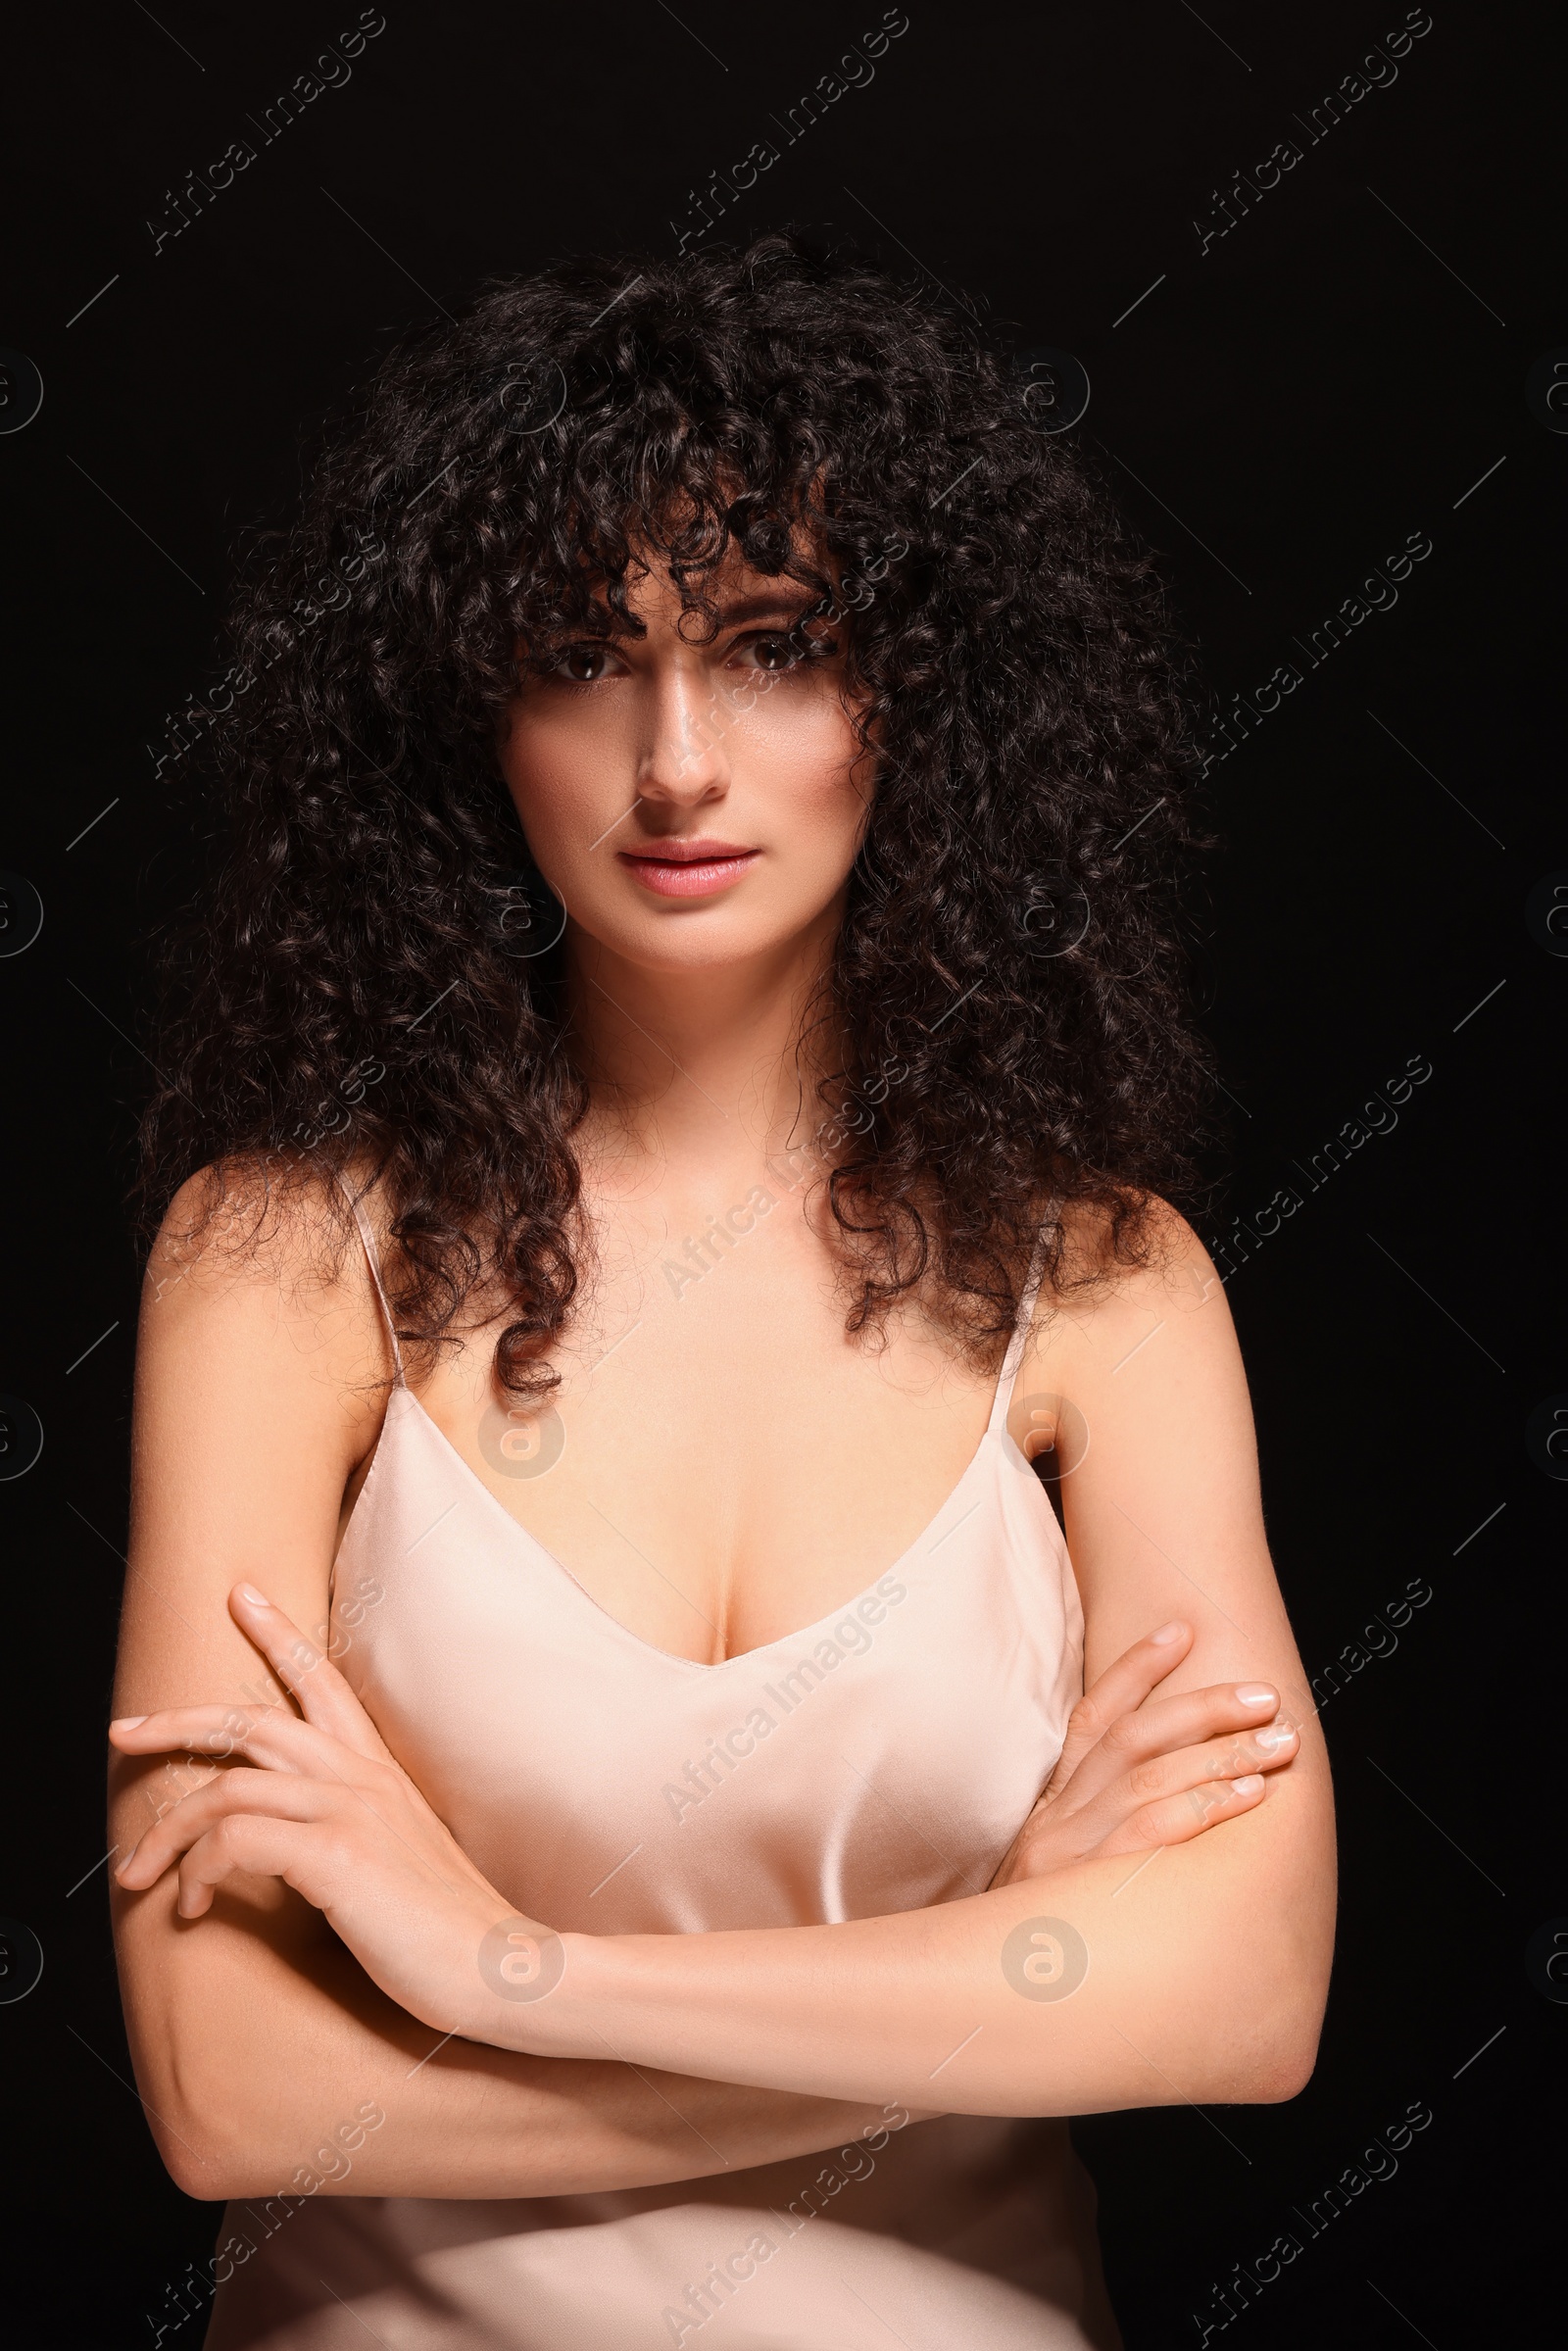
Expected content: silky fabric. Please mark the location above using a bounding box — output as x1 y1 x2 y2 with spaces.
202 1208 1121 2351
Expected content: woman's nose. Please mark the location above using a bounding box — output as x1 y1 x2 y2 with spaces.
635 662 733 804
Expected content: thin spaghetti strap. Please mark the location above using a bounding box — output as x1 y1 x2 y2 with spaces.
987 1214 1055 1436
335 1175 406 1389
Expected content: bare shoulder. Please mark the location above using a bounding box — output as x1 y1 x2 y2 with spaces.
117 1156 400 1733
138 1155 398 1469
1017 1195 1294 1690
1035 1190 1228 1326
1019 1191 1243 1408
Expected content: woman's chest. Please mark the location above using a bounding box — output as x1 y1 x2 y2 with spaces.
397 1200 1006 1666
330 1390 1086 1933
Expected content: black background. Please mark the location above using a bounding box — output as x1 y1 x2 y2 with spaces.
2 3 1561 2344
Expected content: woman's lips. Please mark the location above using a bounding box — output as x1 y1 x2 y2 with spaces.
616 844 760 899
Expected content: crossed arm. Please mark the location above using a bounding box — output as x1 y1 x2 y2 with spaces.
109 1190 1335 2198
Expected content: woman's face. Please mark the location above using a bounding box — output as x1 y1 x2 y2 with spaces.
496 552 872 973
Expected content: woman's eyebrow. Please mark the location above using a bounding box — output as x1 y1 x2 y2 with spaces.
708 588 819 627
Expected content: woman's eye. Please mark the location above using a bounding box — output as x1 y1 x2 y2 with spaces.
750 635 798 672
742 631 836 673
554 645 614 683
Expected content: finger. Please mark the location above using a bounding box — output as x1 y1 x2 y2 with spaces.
109 1699 475 1893
115 1769 338 1890
1099 1772 1268 1858
1170 1719 1299 1785
227 1585 393 1760
1062 1680 1284 1810
174 1813 336 1919
1050 1622 1195 1785
1000 1709 1297 1880
109 1703 349 1776
1074 1718 1298 1841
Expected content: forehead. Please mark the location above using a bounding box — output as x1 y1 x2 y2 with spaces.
609 539 824 632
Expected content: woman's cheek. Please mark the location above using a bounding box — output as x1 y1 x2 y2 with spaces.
502 723 621 867
738 687 863 807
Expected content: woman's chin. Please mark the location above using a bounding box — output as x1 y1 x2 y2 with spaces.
569 899 841 975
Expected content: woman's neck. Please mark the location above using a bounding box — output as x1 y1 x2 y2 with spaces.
562 903 847 1183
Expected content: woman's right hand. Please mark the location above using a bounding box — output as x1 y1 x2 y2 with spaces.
990 1622 1299 1887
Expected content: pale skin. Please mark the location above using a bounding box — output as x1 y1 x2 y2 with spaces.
109 551 1336 2202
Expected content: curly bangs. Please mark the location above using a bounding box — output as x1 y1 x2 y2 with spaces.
137 227 1214 1395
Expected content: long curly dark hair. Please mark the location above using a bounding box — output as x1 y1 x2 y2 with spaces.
137 228 1214 1397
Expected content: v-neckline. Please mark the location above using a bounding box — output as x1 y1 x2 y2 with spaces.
384 1384 1035 1676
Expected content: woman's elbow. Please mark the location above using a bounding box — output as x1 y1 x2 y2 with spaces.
149 2085 352 2202
1210 1970 1330 2105
156 2120 240 2202
127 2018 298 2201
1242 2029 1322 2105
121 2033 245 2196
1206 1827 1336 2104
138 2056 265 2201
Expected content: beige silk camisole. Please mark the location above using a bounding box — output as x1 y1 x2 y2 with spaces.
201 1203 1123 2350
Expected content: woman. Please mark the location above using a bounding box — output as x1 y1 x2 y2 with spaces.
111 233 1335 2351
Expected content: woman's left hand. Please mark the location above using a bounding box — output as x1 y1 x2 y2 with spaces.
989 1620 1298 1887
111 1585 531 2039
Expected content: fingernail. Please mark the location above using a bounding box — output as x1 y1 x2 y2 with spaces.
111 1715 147 1730
1253 1723 1298 1753
1150 1621 1185 1644
1235 1684 1276 1707
235 1584 267 1605
1232 1774 1265 1796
